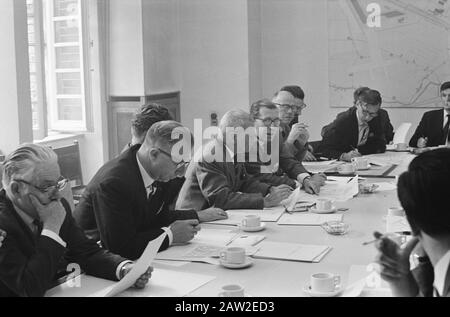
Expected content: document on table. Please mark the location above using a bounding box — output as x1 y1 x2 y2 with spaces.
93 233 166 297
47 268 215 297
282 176 359 210
303 160 339 174
252 241 332 263
386 215 411 233
205 206 285 226
393 123 412 145
277 213 343 226
373 182 397 192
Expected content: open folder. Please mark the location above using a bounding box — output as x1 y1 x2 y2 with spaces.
252 241 332 263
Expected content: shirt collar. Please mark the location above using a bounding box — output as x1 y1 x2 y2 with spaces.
136 153 155 190
433 250 450 296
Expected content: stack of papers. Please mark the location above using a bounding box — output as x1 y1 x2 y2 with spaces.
252 241 331 263
303 160 340 174
277 213 343 226
205 207 285 226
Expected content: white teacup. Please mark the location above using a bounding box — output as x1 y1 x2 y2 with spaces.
242 215 261 228
218 284 245 297
396 143 408 151
388 207 405 217
310 273 341 293
220 247 246 265
316 199 333 211
337 163 356 175
352 157 370 170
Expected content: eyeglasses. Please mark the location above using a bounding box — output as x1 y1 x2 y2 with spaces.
274 102 307 111
157 148 190 173
14 177 68 195
256 117 281 127
359 103 379 118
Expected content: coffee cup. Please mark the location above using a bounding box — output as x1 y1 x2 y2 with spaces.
219 247 246 265
316 199 333 211
352 157 370 170
242 215 261 228
218 284 245 297
337 163 356 175
310 273 341 293
396 143 408 151
388 207 405 217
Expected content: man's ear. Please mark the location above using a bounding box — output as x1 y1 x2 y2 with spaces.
148 148 160 160
10 181 21 196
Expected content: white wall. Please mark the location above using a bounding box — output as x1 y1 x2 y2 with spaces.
259 0 427 141
178 0 251 131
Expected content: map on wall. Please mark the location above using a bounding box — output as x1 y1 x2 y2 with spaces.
328 0 450 108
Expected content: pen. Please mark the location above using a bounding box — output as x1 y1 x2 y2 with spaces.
347 177 355 184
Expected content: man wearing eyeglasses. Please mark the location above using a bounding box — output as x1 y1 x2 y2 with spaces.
273 86 317 162
248 99 325 195
0 144 152 297
74 121 226 261
320 89 391 161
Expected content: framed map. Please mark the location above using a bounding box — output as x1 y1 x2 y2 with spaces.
328 0 450 108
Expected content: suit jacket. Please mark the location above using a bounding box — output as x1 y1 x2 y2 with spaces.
0 190 125 297
319 107 391 159
73 145 198 260
176 139 272 211
409 109 448 147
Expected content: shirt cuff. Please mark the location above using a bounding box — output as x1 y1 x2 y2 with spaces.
162 227 173 246
41 229 67 248
298 173 311 185
116 260 133 280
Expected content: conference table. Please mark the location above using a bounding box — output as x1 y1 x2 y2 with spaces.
48 152 416 297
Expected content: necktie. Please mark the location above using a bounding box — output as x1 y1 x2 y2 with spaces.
444 115 450 144
359 125 369 146
147 182 165 215
32 219 43 235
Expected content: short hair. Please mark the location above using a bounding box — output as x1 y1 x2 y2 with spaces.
250 99 278 120
397 149 450 237
276 86 305 100
219 110 254 132
359 89 382 106
440 81 450 92
353 87 370 104
144 120 192 149
2 144 58 187
131 103 173 138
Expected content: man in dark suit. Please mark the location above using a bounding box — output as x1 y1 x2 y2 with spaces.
176 110 293 211
374 149 450 297
409 82 450 149
320 89 392 161
0 144 152 297
74 121 226 260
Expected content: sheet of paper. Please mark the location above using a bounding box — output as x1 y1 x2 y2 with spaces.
92 233 167 297
386 215 411 233
393 122 412 145
47 269 215 297
228 235 266 247
193 227 239 246
277 213 343 226
206 207 285 225
373 182 397 192
252 241 331 263
152 260 189 267
303 160 339 174
346 265 392 297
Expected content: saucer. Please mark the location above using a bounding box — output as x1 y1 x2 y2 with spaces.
238 223 266 232
303 285 343 297
310 206 337 214
220 257 254 269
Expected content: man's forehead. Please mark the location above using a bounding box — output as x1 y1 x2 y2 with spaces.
442 89 450 96
273 91 302 105
33 161 60 182
259 107 279 117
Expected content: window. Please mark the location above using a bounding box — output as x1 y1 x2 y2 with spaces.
27 0 91 139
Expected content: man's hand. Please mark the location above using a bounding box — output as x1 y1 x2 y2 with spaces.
29 194 66 235
303 151 317 162
0 230 6 248
302 174 326 195
264 185 293 208
121 264 153 289
417 137 428 149
170 219 201 244
373 231 420 297
340 150 362 162
287 123 310 146
197 208 228 223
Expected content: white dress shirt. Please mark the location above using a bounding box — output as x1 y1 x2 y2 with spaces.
136 154 173 245
433 250 450 297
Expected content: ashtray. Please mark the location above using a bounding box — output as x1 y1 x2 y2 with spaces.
321 221 349 235
359 183 379 194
